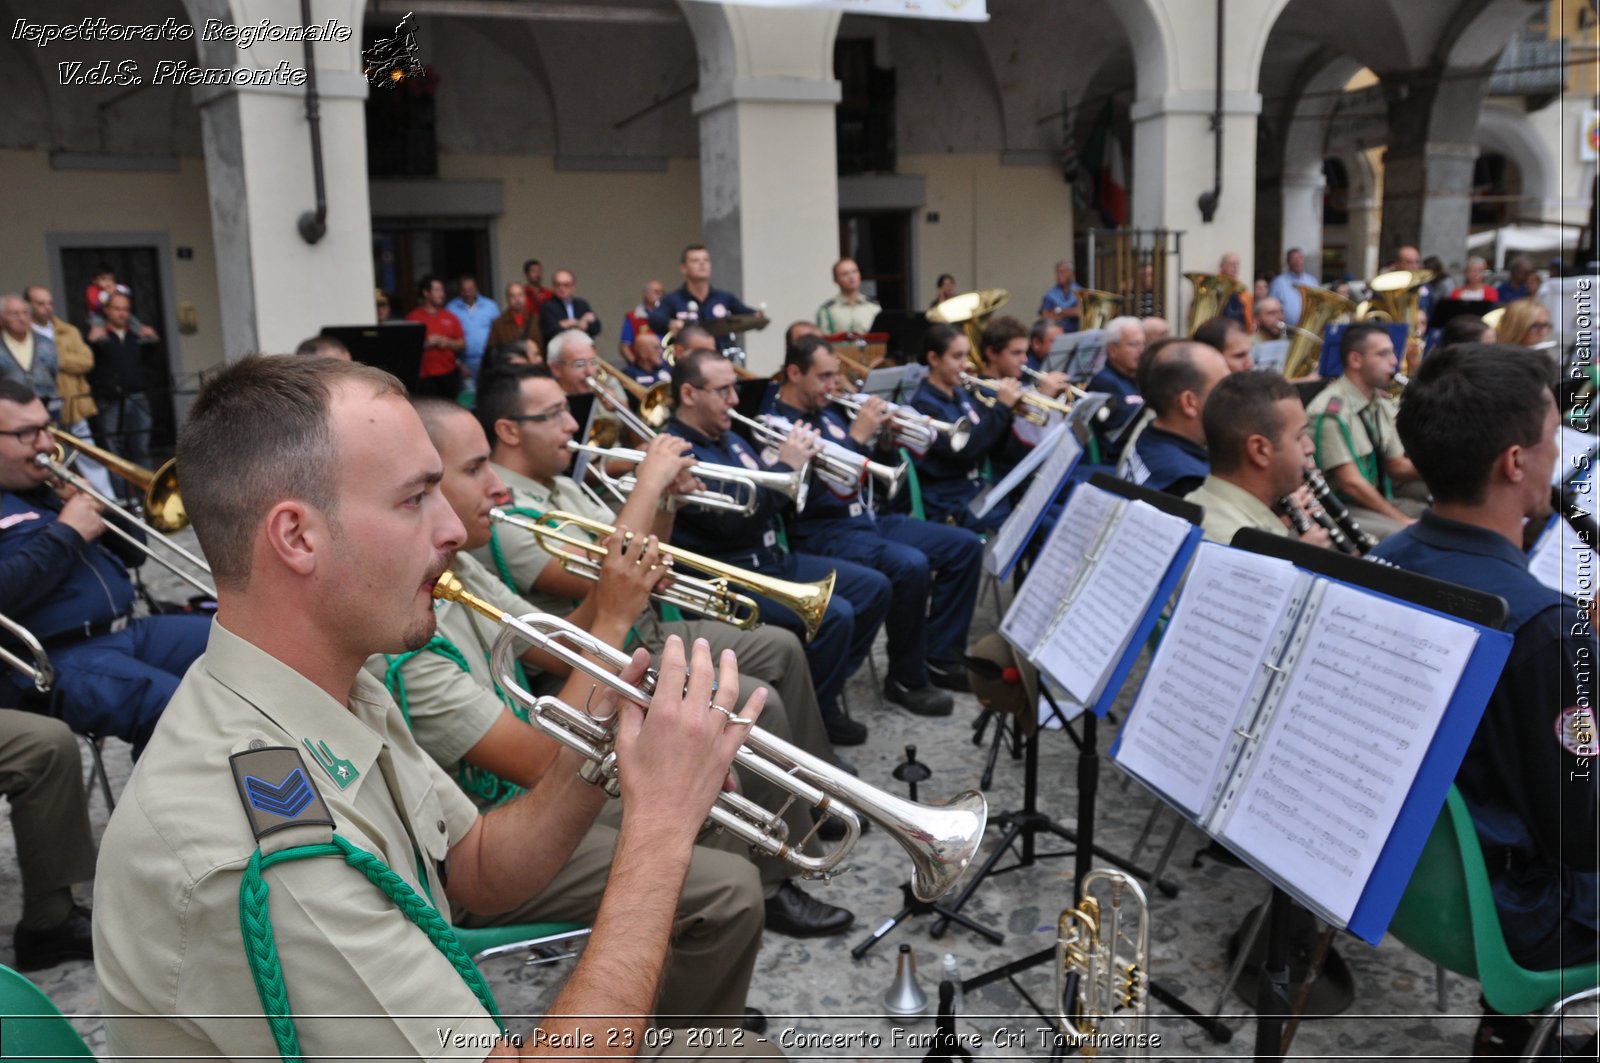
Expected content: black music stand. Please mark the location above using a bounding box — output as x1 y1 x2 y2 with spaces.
1226 528 1509 1062
321 323 424 390
956 475 1229 1045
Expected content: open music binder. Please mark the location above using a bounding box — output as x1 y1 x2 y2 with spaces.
980 423 1084 579
1110 533 1513 945
1000 474 1202 714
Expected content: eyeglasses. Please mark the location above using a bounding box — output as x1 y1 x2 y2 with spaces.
691 382 739 400
0 424 51 446
508 404 571 425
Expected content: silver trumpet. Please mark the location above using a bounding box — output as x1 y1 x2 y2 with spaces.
729 409 908 500
829 392 971 455
1057 868 1151 1056
0 611 54 693
567 441 810 515
433 572 987 900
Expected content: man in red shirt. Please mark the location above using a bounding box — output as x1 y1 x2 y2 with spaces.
521 258 555 310
404 274 465 397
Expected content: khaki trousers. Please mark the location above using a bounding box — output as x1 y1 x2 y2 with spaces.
0 710 98 925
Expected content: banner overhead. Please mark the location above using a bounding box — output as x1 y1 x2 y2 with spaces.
686 0 988 23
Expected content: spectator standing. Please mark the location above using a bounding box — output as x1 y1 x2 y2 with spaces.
521 258 555 309
445 274 499 384
87 292 153 475
403 274 465 398
1452 257 1499 303
1497 256 1538 303
538 269 602 343
1218 251 1254 330
487 282 543 361
26 286 115 499
1 293 58 405
619 279 665 360
648 244 759 354
1038 261 1084 332
815 258 881 335
1268 247 1321 329
930 273 957 308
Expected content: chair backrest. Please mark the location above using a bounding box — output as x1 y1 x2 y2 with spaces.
1390 787 1600 1017
898 447 926 521
0 964 96 1060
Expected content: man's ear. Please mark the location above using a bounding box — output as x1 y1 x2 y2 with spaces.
1243 432 1273 470
492 417 520 450
261 500 320 578
1500 443 1526 485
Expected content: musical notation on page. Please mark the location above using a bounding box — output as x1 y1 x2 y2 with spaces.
1031 500 1192 705
982 427 1083 575
999 484 1117 654
1529 514 1597 601
1114 543 1300 816
1218 583 1478 924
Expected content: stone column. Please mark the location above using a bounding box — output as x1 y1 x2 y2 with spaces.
1279 168 1328 276
1378 71 1490 271
190 0 375 358
682 2 840 372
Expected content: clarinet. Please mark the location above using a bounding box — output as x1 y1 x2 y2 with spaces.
1281 494 1357 554
1305 468 1378 555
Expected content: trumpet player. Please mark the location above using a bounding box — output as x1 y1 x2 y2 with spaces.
908 323 1023 532
1305 323 1426 540
1184 370 1332 549
664 349 893 746
468 365 855 936
979 316 1072 485
770 335 981 711
0 378 210 758
95 356 783 1061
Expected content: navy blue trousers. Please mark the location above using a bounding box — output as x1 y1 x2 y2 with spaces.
745 552 889 720
792 516 982 687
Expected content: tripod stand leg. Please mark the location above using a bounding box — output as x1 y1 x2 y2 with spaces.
850 904 914 959
933 904 1005 945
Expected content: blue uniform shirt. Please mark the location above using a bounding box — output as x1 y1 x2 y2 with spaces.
1126 424 1209 497
1087 365 1143 460
0 488 141 642
663 418 794 566
622 363 671 390
648 286 756 354
1372 511 1598 969
907 381 1013 520
766 397 877 533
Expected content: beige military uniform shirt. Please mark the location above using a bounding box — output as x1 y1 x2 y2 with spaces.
1305 374 1405 489
814 293 882 334
366 552 545 810
471 466 613 615
1185 475 1290 546
94 622 497 1060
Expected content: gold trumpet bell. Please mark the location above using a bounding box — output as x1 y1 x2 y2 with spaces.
49 427 190 531
1184 272 1247 335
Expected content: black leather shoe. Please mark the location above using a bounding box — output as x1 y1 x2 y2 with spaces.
12 905 93 971
741 1008 768 1035
927 658 971 693
884 678 954 717
763 881 854 937
825 714 868 746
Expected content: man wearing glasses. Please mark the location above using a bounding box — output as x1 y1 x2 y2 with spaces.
0 378 210 757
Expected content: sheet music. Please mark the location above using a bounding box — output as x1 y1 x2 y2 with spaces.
1529 515 1598 601
982 429 1083 573
1114 543 1302 817
973 422 1071 520
1031 500 1193 705
1217 582 1478 925
999 484 1119 654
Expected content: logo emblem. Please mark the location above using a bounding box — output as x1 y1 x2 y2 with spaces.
1555 706 1597 758
304 738 360 789
363 13 424 87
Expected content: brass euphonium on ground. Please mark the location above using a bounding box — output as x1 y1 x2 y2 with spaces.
1282 285 1358 380
490 508 834 639
1184 272 1247 335
431 573 989 900
1076 288 1126 332
1057 868 1151 1057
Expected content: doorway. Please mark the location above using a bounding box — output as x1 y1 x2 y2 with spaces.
372 222 493 313
838 210 911 311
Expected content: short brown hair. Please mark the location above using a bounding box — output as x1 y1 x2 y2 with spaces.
178 355 404 590
980 315 1027 356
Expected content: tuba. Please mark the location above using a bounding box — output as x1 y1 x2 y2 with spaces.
1057 868 1150 1057
1076 288 1126 332
1282 285 1358 380
1184 272 1247 335
432 573 988 900
928 289 1009 355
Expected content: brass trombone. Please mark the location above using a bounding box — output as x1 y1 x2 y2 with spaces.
489 508 834 640
34 446 217 600
960 373 1075 427
432 571 988 899
0 612 54 694
49 427 187 531
566 440 810 515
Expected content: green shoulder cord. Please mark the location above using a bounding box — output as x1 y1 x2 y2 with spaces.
228 747 501 1062
488 503 644 650
383 636 529 808
1313 408 1385 500
239 837 503 1063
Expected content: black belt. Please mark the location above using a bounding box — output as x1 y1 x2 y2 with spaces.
38 614 132 651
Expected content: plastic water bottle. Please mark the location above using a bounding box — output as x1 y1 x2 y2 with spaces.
940 953 965 1014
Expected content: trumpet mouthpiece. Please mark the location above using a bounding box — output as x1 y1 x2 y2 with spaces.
432 570 467 603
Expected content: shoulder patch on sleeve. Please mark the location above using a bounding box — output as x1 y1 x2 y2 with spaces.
1325 397 1342 416
1556 706 1597 758
229 746 336 841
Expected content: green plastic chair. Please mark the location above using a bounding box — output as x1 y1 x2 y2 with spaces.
1389 787 1600 1055
452 921 591 967
897 447 927 521
0 964 95 1060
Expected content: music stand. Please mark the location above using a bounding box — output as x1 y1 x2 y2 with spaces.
958 475 1230 1045
1225 528 1509 1061
872 309 934 364
320 323 425 390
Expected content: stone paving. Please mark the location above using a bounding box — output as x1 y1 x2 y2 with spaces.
0 541 1570 1060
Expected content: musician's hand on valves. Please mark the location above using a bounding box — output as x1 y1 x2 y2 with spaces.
778 422 823 470
848 396 891 445
594 525 665 624
995 377 1025 410
1038 371 1070 399
635 434 698 496
1297 522 1333 549
57 490 106 543
614 637 767 838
